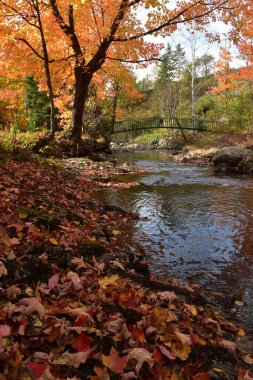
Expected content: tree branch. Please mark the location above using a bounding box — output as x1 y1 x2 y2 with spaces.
68 4 74 33
128 0 141 6
16 37 44 60
0 0 39 29
106 55 163 63
91 4 102 43
87 0 129 72
113 0 229 42
49 0 84 59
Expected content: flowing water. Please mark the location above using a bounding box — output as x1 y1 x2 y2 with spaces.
96 150 253 330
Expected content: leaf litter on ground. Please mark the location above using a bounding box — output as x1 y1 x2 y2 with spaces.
0 155 252 379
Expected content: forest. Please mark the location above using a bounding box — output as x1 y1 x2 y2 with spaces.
1 1 253 379
0 0 253 148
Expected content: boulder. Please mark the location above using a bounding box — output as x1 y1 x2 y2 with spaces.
213 147 252 173
238 151 253 175
158 137 172 148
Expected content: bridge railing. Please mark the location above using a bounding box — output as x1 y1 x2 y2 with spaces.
112 116 220 134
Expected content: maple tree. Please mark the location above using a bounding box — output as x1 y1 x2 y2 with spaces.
0 0 59 136
211 46 235 106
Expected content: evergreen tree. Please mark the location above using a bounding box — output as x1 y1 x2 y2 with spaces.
155 43 187 116
25 75 51 130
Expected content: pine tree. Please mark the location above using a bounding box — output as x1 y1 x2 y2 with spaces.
25 75 51 130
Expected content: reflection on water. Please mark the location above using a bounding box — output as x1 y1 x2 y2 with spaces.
96 151 253 330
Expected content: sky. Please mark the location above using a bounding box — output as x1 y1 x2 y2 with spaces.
134 20 242 80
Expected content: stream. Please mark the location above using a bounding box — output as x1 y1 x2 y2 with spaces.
95 150 253 331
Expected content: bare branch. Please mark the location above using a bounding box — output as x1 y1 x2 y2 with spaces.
106 55 163 63
113 0 229 42
128 0 141 7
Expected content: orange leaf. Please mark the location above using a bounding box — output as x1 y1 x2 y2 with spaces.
102 347 127 374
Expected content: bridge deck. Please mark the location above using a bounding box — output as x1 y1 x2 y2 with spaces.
112 116 219 134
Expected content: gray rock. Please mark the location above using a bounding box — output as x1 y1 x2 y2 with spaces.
158 137 172 148
213 146 252 173
238 151 253 175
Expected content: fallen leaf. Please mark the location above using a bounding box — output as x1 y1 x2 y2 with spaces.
172 342 191 361
48 274 60 290
220 339 236 351
63 351 91 368
112 230 121 236
71 333 91 352
234 300 244 307
19 212 28 219
158 345 176 361
132 327 145 343
157 291 177 303
66 271 83 290
102 347 127 374
110 260 125 270
237 328 245 337
153 348 164 364
174 331 192 345
0 324 11 337
9 298 45 319
242 354 253 365
127 348 154 374
0 261 7 277
98 275 119 289
93 366 110 379
27 362 47 379
49 238 59 246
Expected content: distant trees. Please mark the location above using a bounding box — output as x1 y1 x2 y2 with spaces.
155 43 186 116
135 42 216 121
25 75 51 131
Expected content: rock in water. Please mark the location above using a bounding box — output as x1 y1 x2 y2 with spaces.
213 146 253 174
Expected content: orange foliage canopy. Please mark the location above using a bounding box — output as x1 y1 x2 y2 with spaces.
0 0 248 137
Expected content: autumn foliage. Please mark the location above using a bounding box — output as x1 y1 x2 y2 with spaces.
0 156 252 379
0 0 247 141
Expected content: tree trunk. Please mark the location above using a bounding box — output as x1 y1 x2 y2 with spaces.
70 68 92 142
37 6 57 138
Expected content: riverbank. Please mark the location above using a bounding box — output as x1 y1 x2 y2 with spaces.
0 153 252 379
111 129 253 167
111 143 217 166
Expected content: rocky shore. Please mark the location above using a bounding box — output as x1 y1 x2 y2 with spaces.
111 141 253 174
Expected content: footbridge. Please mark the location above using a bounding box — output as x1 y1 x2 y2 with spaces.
112 116 220 134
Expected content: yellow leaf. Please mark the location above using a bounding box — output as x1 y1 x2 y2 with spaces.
49 238 59 246
17 232 23 239
243 354 253 365
2 338 8 347
237 328 245 337
191 306 198 316
19 212 27 219
53 356 67 365
98 275 119 288
172 342 191 360
33 316 43 328
198 337 206 346
112 230 121 236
